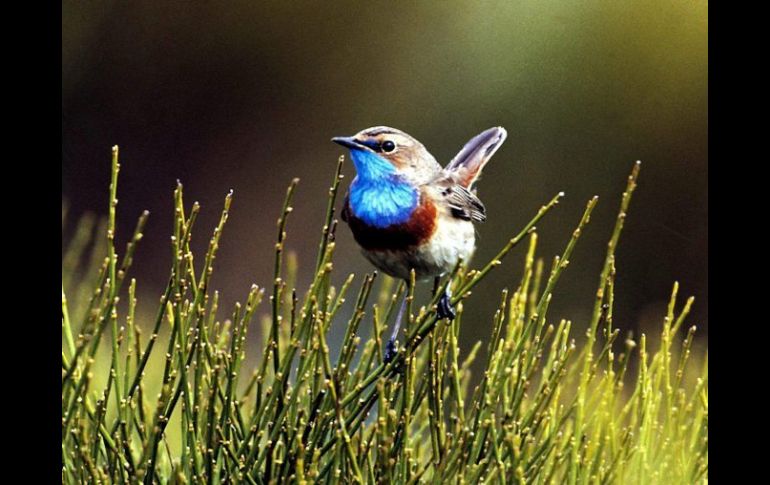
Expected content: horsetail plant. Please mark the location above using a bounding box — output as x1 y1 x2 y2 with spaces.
62 149 708 484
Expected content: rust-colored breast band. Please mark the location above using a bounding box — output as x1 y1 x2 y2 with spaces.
344 191 437 251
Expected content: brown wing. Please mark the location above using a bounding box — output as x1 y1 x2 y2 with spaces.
433 176 486 223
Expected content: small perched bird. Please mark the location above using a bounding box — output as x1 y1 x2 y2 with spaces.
332 126 507 361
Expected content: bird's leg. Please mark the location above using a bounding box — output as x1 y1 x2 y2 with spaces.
384 294 407 363
435 276 456 320
432 276 440 296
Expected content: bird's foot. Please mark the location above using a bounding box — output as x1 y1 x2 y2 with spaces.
384 338 398 363
437 290 456 320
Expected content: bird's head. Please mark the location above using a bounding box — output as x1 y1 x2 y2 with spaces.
332 126 442 184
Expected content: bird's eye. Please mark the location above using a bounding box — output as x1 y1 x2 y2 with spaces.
382 140 396 153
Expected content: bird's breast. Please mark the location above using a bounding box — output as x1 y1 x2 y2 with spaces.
353 210 476 281
344 194 437 252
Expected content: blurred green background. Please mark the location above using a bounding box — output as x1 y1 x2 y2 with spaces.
62 1 707 346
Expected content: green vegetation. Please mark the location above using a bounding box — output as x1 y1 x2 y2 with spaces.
62 148 707 484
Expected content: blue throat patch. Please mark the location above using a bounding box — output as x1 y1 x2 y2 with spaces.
348 149 418 228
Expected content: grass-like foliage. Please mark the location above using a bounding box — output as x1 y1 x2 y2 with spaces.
62 148 708 484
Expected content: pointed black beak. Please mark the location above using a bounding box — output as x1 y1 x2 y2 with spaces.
331 136 364 150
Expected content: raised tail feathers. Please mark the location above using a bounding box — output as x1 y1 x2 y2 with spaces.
445 126 507 188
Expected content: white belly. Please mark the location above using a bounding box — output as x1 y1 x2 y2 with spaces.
362 217 476 281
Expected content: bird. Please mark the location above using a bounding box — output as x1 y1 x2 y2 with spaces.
332 126 507 362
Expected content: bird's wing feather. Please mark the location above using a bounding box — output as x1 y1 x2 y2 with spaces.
444 127 507 188
431 175 487 222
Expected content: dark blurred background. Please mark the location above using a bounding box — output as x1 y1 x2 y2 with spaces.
63 1 707 347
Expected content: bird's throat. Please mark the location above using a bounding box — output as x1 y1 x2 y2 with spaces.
348 150 418 228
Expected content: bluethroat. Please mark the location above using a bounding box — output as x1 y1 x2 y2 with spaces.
332 126 507 362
